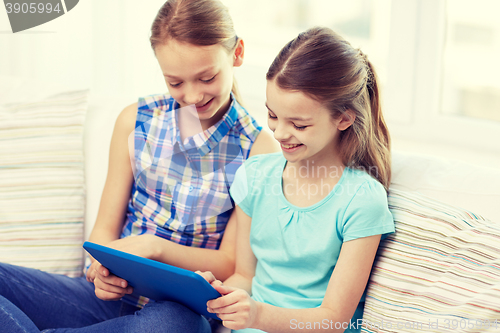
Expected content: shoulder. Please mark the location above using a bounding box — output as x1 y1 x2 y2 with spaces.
340 168 391 221
235 152 283 176
120 94 173 132
339 168 395 241
231 152 283 207
245 151 283 168
342 168 388 205
137 93 174 112
114 102 138 135
239 152 283 181
249 129 280 157
230 101 264 144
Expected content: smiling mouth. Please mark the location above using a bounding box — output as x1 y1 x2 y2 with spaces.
281 143 303 149
196 98 213 108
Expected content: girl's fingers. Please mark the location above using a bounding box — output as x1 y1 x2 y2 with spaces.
94 276 132 294
212 283 237 296
94 288 125 301
86 268 96 283
211 280 223 288
96 270 128 288
86 261 102 283
94 284 133 301
99 266 109 277
93 269 133 301
195 270 217 284
208 302 241 315
207 295 232 311
207 287 245 310
91 261 133 301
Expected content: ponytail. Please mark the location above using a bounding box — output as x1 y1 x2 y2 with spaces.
349 56 391 189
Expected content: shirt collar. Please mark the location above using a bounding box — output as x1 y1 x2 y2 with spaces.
171 93 239 157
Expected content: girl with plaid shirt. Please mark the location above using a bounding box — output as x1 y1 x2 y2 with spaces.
0 0 276 332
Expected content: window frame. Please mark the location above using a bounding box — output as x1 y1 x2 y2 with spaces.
384 0 500 154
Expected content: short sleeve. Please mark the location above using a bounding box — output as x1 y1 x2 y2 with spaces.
229 156 259 217
341 180 395 242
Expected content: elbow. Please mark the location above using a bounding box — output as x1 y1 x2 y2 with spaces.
320 307 358 333
215 249 236 281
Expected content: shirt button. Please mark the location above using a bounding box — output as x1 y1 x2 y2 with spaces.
189 186 194 192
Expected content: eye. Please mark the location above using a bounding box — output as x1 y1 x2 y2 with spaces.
201 75 216 83
293 124 308 130
168 82 182 88
268 112 277 119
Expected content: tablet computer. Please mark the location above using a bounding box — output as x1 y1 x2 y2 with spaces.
83 241 221 319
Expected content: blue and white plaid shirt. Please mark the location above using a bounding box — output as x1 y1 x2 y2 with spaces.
122 93 261 250
84 93 260 308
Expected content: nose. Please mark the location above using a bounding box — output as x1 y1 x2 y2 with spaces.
183 84 203 106
271 121 291 142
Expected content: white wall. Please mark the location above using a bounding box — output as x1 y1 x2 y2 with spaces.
0 0 167 99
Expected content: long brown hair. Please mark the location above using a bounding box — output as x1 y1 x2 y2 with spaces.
267 27 391 189
150 0 243 103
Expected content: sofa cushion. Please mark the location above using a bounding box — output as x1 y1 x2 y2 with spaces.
0 89 88 277
363 189 500 332
391 150 500 223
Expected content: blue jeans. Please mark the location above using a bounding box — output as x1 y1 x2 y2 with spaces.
0 262 211 332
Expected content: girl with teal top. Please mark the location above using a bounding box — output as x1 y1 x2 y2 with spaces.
198 27 396 333
0 0 276 332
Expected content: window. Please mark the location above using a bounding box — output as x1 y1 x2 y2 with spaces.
223 0 500 158
223 0 391 125
394 0 500 155
442 0 500 123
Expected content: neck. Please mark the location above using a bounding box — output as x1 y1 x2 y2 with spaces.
286 148 344 181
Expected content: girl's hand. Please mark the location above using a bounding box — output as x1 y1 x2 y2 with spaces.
195 270 219 285
207 284 259 330
86 235 158 301
106 234 159 259
91 262 133 301
86 256 133 301
85 259 100 283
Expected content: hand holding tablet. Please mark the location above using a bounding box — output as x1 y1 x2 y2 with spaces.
83 241 221 319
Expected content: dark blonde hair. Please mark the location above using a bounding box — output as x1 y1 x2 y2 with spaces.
150 0 242 103
267 27 391 189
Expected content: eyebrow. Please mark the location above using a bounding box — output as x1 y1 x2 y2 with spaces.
164 67 216 79
265 103 313 122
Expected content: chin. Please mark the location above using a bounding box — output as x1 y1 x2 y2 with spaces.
198 109 219 120
282 153 301 163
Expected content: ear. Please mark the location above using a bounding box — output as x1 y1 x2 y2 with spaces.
233 38 244 67
337 109 356 131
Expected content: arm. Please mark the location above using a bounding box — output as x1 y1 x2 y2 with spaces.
85 102 138 299
204 205 258 326
222 205 257 293
107 187 245 282
207 127 276 279
133 207 238 281
209 235 381 332
88 102 137 246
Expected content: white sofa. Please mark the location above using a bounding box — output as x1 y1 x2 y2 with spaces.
2 77 500 332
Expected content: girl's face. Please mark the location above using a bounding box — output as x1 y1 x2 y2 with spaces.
266 79 353 167
155 39 243 129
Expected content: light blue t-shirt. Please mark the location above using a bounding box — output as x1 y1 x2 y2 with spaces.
229 153 395 333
